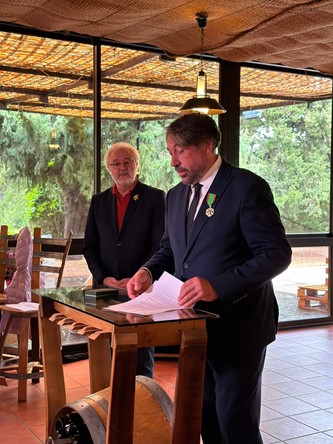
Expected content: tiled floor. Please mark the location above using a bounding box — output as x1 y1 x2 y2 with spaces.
0 325 333 443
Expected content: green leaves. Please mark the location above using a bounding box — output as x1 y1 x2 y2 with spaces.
240 101 331 233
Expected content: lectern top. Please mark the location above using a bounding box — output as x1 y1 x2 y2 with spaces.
34 286 219 327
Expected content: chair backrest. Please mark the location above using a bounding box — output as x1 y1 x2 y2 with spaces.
31 228 73 296
0 225 72 299
0 225 17 294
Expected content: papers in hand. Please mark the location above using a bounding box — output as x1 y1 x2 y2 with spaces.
104 272 189 316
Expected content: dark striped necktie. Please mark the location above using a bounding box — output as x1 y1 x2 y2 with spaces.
186 183 202 241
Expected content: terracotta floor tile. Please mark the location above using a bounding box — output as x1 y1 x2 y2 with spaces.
71 373 91 387
16 407 46 426
1 425 43 444
29 423 46 443
65 385 90 403
0 412 26 431
32 379 45 391
63 376 84 390
0 400 11 414
6 395 45 413
0 383 19 401
63 360 89 377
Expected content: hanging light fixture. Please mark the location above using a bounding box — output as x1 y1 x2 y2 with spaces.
179 12 226 115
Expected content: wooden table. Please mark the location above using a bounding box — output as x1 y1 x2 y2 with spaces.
36 287 218 444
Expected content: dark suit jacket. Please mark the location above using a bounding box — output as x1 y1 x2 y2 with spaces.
145 160 292 351
83 181 166 285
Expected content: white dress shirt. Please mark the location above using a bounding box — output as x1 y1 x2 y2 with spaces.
188 155 222 219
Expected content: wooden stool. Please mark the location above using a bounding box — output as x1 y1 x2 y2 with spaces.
297 258 329 312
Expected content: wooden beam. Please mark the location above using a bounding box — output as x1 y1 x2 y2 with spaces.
101 53 157 77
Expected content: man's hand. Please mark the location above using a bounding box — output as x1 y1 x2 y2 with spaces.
117 278 130 289
103 276 120 287
103 276 129 289
127 269 152 298
126 313 153 323
178 277 218 307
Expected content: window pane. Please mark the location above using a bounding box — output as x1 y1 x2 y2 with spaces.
274 247 329 322
240 67 332 234
99 44 220 192
61 255 91 288
0 32 94 238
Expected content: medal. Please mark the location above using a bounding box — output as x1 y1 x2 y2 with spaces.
205 193 217 217
206 207 215 217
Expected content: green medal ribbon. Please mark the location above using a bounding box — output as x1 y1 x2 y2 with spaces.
206 193 217 207
205 193 217 217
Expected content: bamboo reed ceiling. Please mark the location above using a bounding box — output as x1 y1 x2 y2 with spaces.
1 0 333 73
0 31 331 121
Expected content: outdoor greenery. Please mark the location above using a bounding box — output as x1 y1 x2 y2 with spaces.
0 99 331 237
240 100 331 234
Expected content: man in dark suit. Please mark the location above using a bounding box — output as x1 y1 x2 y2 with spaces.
127 114 292 444
83 141 165 377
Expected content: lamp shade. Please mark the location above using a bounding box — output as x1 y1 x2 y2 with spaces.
178 96 226 115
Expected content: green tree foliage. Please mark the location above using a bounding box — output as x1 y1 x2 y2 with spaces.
0 111 94 236
137 120 179 191
26 184 64 236
240 101 331 233
0 164 29 234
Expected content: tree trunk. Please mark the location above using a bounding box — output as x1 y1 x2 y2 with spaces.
63 187 89 237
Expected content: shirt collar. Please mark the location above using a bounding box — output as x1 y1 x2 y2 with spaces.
112 179 138 197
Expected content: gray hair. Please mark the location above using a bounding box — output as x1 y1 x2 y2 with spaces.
104 142 139 169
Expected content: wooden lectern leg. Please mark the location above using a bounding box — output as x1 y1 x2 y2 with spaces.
88 336 111 393
171 328 207 444
39 313 65 438
106 332 138 444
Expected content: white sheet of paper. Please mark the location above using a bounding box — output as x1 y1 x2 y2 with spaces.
4 302 39 312
104 271 188 315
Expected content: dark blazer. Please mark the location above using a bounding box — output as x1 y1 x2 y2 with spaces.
83 181 166 285
145 160 292 350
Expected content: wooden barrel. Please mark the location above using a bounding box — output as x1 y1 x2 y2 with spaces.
48 376 173 443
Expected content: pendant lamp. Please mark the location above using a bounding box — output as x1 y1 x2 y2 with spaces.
179 12 226 115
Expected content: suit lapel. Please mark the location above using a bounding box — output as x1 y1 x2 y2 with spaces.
107 189 118 234
185 161 233 253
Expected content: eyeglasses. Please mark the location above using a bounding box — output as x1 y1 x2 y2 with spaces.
109 159 137 169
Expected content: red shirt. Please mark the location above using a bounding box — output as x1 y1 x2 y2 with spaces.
112 180 137 230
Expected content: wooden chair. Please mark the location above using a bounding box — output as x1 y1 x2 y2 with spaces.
0 225 73 401
297 257 329 312
0 225 18 296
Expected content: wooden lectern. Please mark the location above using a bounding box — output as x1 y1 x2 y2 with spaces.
36 287 218 444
